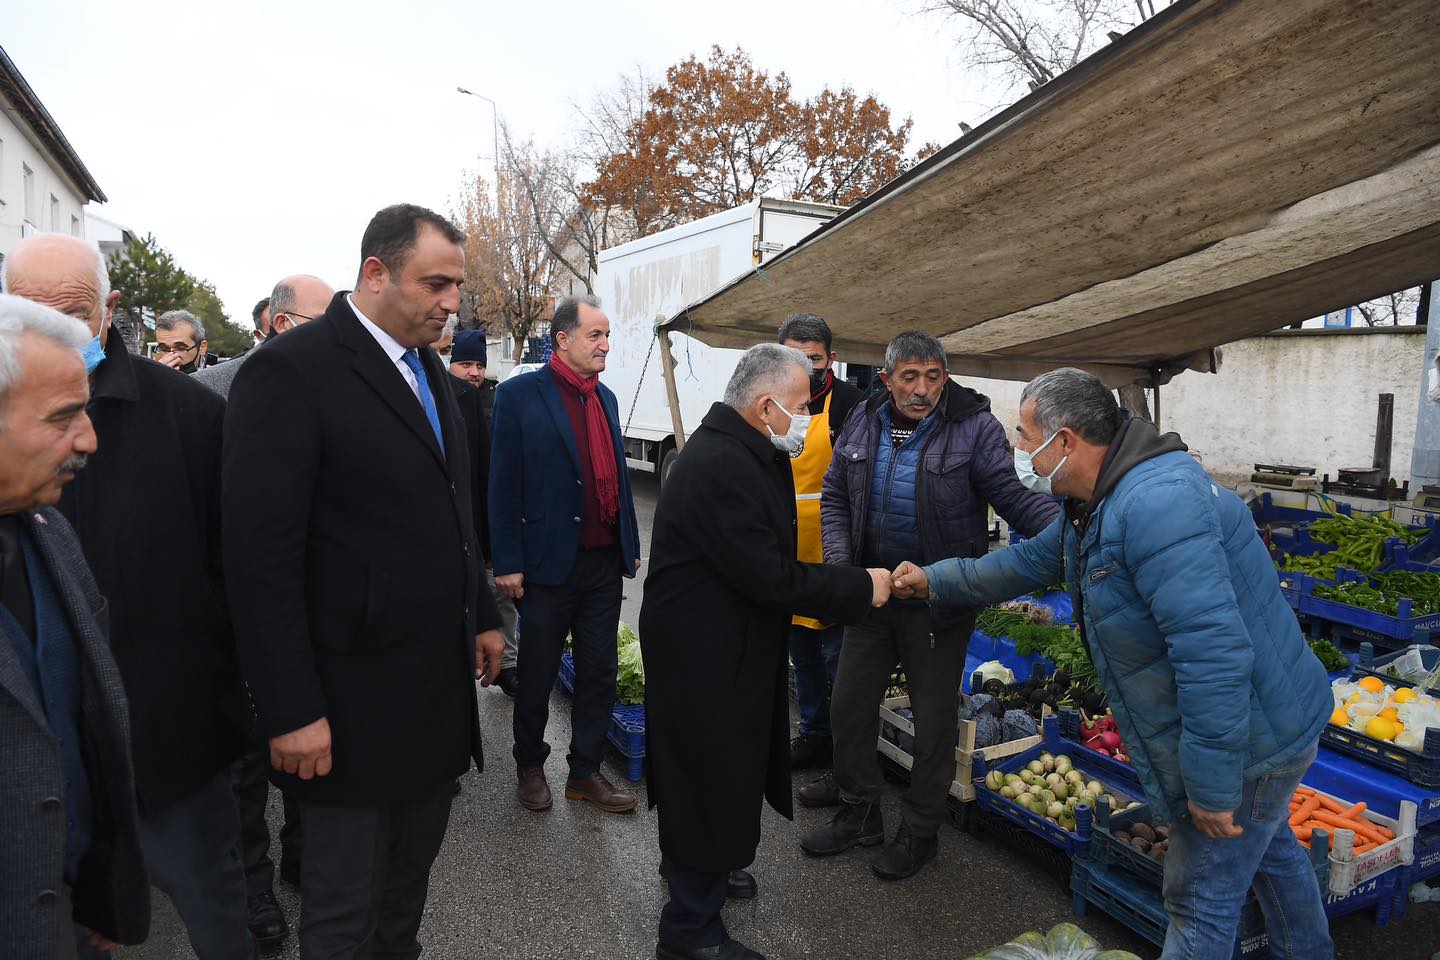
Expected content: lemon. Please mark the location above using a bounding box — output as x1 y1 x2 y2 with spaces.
1379 707 1401 723
1394 688 1419 704
1394 720 1406 735
1330 707 1350 726
1365 716 1398 741
1348 692 1365 704
1359 676 1386 694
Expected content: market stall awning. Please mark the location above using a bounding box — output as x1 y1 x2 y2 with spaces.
661 0 1440 386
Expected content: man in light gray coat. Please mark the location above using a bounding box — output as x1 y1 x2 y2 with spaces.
0 294 149 959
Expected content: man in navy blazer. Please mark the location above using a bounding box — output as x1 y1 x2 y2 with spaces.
490 294 641 815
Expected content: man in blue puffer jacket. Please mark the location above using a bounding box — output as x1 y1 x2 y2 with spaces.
894 368 1334 960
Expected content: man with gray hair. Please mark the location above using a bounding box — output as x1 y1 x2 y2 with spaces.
800 330 1058 881
0 293 151 960
894 367 1333 959
197 276 335 401
641 342 891 960
154 309 210 373
4 233 254 959
490 294 642 814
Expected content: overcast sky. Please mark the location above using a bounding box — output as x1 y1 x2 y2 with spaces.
2 0 996 329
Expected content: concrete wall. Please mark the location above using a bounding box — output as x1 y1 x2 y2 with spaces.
957 328 1427 486
0 93 89 258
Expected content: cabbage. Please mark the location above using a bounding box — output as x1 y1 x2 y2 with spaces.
615 622 645 705
964 922 1142 960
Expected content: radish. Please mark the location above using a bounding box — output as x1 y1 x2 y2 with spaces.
1098 730 1122 752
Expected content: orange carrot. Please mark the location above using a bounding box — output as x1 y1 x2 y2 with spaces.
1293 825 1314 841
1289 796 1321 825
1296 787 1316 796
1312 810 1387 845
1340 802 1367 819
1354 841 1379 854
1316 794 1352 815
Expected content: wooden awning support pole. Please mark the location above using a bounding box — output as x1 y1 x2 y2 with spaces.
656 320 687 452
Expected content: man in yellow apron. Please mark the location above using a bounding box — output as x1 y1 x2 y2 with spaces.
778 315 864 778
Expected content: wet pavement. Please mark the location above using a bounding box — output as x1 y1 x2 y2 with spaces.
121 472 1440 959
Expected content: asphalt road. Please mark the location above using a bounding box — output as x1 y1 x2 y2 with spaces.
121 470 1440 960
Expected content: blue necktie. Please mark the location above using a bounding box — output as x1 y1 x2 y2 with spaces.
401 350 445 454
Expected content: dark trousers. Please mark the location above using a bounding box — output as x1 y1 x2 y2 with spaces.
231 734 303 896
297 784 454 960
137 770 253 960
831 604 976 837
512 547 623 777
789 622 843 737
658 865 728 950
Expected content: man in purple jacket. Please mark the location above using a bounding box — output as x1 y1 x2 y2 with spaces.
798 331 1059 880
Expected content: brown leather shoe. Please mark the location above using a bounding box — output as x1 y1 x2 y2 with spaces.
517 766 552 811
564 771 637 813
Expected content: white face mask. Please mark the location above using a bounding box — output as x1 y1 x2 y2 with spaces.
765 397 811 456
440 354 452 370
1014 429 1067 495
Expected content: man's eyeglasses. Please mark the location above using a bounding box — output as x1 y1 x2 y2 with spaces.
279 312 320 324
154 342 199 355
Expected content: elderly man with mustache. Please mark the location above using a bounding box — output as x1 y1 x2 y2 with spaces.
798 331 1059 881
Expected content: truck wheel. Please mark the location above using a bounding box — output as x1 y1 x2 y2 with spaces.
659 447 680 491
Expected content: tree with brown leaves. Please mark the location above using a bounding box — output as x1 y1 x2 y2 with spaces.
584 46 927 237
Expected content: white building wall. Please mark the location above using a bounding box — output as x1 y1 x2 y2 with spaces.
0 97 89 260
954 328 1426 486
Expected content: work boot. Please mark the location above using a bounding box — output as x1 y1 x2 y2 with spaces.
517 766 552 811
871 823 938 880
799 799 884 856
246 890 288 949
797 771 840 808
494 667 519 697
655 937 766 959
564 771 637 813
789 733 833 769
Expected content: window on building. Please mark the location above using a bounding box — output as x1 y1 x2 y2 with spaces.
71 215 81 237
50 194 59 231
22 164 35 224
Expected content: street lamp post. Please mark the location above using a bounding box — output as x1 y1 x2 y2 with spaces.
456 86 500 200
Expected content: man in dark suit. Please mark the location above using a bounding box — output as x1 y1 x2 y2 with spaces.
448 330 516 693
490 295 642 814
0 293 149 960
223 204 505 959
5 234 254 960
640 344 888 960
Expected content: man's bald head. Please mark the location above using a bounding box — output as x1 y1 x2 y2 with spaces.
269 274 335 335
1 234 118 344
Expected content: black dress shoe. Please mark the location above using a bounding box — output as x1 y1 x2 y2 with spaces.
871 824 938 880
655 936 766 959
246 890 288 948
797 771 840 808
494 667 519 697
789 733 833 770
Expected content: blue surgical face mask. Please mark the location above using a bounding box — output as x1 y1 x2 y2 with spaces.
1014 429 1067 495
82 335 105 375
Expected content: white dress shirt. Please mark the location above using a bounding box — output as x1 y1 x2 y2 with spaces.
347 293 420 400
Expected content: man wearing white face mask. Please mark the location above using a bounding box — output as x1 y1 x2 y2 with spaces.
640 343 890 960
800 331 1057 880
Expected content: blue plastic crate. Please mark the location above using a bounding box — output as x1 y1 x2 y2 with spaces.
607 703 645 782
1319 684 1440 790
1354 641 1440 695
1305 747 1440 829
1057 708 1143 788
1250 492 1354 527
971 715 1138 855
555 651 576 694
1393 824 1440 919
1300 569 1440 649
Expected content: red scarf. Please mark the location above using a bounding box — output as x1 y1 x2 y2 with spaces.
548 356 620 526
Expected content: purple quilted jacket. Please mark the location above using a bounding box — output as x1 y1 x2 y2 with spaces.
821 383 1060 571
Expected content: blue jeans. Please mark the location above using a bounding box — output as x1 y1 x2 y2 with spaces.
1161 746 1333 960
789 623 843 737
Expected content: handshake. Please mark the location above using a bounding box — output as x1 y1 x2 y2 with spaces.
864 561 929 607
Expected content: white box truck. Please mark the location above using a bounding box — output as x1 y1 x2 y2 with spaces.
597 197 843 487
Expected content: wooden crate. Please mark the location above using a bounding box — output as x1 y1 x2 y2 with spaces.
876 695 1043 802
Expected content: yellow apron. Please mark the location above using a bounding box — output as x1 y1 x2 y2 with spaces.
792 391 833 629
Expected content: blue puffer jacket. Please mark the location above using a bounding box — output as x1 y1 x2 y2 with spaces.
862 405 938 571
922 421 1332 821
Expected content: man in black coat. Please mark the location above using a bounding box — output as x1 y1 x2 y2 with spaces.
223 205 504 959
5 235 254 960
0 294 149 960
640 343 891 960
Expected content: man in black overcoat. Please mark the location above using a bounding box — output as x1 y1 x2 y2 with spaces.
6 234 254 959
222 205 505 959
640 343 891 960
